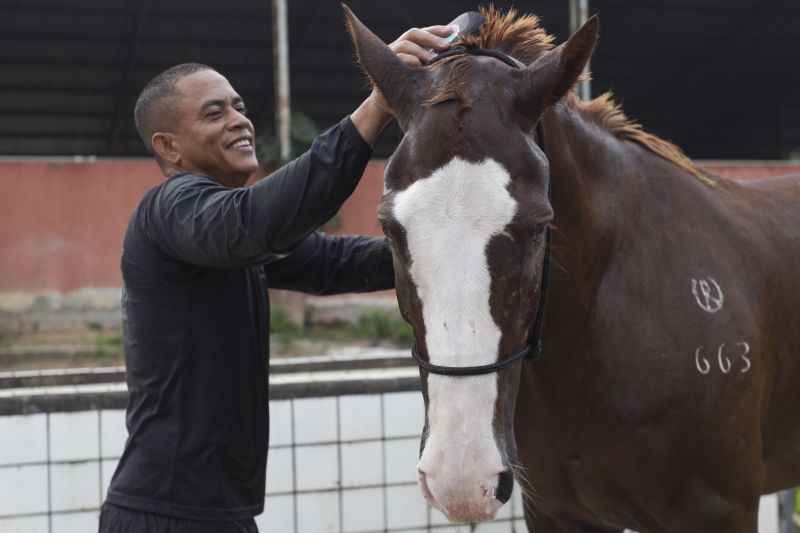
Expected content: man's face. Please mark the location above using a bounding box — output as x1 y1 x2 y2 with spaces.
170 70 258 187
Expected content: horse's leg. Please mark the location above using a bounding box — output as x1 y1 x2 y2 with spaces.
661 488 760 533
523 508 624 533
522 498 624 533
525 503 757 533
522 486 759 533
664 508 758 533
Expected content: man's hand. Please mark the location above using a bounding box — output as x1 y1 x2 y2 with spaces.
368 25 455 115
352 24 455 145
390 25 455 67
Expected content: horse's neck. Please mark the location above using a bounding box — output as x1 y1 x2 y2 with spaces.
539 100 716 326
542 101 700 254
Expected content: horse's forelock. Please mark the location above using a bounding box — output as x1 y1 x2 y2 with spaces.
423 6 555 110
452 7 712 187
424 57 473 109
457 5 555 64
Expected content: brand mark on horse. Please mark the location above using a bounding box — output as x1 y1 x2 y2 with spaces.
691 277 724 313
694 341 751 375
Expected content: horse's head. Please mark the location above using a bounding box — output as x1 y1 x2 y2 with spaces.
345 5 598 523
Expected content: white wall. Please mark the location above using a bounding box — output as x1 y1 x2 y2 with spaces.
0 392 529 533
0 391 786 532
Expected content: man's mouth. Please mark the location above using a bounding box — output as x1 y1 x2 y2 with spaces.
226 136 253 149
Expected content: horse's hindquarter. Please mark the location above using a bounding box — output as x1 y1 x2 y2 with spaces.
601 175 800 492
515 172 800 529
731 174 800 491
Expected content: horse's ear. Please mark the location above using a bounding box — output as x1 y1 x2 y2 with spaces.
342 4 423 127
513 15 599 119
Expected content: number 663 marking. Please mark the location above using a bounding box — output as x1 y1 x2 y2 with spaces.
695 342 751 375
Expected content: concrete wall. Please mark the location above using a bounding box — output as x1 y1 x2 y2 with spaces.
0 159 389 331
702 161 800 181
0 159 162 293
0 159 386 294
1 158 798 295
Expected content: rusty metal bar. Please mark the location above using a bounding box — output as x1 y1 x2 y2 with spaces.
569 0 591 101
272 0 291 161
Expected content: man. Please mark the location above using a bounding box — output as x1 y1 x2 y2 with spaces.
97 22 454 533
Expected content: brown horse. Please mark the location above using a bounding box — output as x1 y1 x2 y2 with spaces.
345 5 800 532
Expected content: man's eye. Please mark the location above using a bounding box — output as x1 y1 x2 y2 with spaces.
236 106 248 116
206 110 222 119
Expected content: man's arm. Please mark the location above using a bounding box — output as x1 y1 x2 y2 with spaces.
144 25 454 268
144 117 372 268
265 232 394 295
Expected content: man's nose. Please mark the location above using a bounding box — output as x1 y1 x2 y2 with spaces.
227 109 252 130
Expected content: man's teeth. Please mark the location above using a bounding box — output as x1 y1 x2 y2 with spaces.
231 139 251 148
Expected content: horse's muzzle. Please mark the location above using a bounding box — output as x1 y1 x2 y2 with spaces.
417 468 513 523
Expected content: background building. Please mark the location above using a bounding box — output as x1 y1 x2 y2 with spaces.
2 0 799 307
2 0 799 159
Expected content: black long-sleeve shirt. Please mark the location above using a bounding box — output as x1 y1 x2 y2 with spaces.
105 117 394 520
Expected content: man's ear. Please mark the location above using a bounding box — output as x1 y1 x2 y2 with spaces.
151 132 181 165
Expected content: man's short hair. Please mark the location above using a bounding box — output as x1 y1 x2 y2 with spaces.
134 63 215 154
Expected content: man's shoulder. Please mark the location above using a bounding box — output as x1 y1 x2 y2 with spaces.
123 175 203 252
155 172 217 197
122 172 222 266
131 172 215 217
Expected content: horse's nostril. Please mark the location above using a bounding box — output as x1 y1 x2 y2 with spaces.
496 470 514 504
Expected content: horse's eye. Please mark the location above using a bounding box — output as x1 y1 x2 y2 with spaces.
532 225 547 246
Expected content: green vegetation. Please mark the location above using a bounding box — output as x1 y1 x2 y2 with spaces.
795 488 799 528
306 310 412 346
269 305 413 349
94 332 123 359
2 305 411 368
346 310 413 346
256 111 320 166
270 305 301 348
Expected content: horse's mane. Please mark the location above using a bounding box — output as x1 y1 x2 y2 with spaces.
452 5 713 185
566 93 713 185
457 5 554 63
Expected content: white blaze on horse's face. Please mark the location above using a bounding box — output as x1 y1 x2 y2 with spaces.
391 156 518 522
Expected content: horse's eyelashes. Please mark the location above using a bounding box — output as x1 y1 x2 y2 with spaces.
531 227 547 246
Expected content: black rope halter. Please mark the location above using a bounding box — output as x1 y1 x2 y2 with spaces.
427 45 522 69
410 46 552 377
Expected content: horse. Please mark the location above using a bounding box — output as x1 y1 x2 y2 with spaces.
344 5 800 532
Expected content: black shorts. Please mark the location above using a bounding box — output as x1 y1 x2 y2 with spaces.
98 502 259 533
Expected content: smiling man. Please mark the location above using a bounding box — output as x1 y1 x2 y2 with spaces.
98 23 454 533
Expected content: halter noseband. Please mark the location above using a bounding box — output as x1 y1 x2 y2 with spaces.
410 46 553 377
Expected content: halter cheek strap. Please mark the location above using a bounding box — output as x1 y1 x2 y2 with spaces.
411 47 553 377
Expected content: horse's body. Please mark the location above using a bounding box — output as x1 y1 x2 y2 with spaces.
344 5 800 531
517 103 800 531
